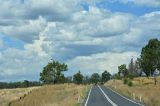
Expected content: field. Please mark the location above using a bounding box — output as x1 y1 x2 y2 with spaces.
0 87 39 106
9 84 88 106
106 77 160 106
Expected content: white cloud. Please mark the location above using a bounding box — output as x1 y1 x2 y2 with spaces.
0 16 47 42
0 47 50 81
0 39 4 48
0 0 82 20
0 0 160 81
67 51 139 75
122 11 160 46
28 0 81 13
72 6 134 37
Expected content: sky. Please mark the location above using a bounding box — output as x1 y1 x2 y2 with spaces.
0 0 160 82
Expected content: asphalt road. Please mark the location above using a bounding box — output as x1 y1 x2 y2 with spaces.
85 85 144 106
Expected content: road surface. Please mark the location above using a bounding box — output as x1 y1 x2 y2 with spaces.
85 85 144 106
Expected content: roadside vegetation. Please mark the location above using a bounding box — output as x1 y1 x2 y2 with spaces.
10 84 89 106
0 87 39 106
106 38 160 106
0 58 110 106
106 77 160 106
115 38 160 85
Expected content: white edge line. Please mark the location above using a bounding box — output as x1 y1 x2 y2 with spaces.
84 86 92 106
106 86 145 106
98 85 117 106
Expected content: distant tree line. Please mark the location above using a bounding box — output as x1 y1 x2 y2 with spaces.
0 80 41 89
39 59 111 85
66 70 111 85
73 70 111 85
0 59 111 89
1 38 159 88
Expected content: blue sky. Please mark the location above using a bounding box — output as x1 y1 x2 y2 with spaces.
0 0 160 82
97 1 160 15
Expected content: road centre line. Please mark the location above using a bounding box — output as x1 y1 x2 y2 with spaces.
84 86 92 106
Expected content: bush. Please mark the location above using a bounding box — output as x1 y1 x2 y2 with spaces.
123 78 128 84
128 81 133 87
127 74 134 80
114 74 122 80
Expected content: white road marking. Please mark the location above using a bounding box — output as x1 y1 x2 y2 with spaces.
98 85 117 106
106 86 145 106
84 86 92 106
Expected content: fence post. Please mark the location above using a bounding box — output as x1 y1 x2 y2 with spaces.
133 93 135 100
139 95 142 102
78 95 80 103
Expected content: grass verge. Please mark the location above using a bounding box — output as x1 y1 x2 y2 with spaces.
0 87 39 106
10 84 88 106
106 77 160 106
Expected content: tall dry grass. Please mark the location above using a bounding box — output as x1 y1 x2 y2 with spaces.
106 77 160 106
0 87 39 106
11 84 88 106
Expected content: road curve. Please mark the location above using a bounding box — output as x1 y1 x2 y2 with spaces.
85 85 144 106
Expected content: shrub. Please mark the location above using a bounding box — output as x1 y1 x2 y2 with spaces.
128 81 133 87
114 74 122 80
123 78 128 84
127 74 134 80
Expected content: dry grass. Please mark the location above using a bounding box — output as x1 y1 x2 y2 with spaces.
0 87 39 106
106 77 160 106
10 84 89 106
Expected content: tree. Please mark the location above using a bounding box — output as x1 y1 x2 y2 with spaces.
40 60 68 84
90 73 100 84
134 60 141 76
73 71 83 84
128 58 134 74
139 38 160 78
118 64 127 77
65 76 73 83
128 58 140 77
101 70 111 83
55 74 66 84
23 80 29 87
83 76 91 84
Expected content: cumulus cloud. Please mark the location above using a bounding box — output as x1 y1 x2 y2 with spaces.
67 51 139 75
0 47 50 81
0 39 3 48
0 16 47 42
0 0 82 20
0 0 160 81
72 6 134 37
34 6 135 59
123 11 160 47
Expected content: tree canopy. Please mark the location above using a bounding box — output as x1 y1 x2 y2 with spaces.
73 71 83 84
90 73 100 84
40 60 68 84
118 64 127 77
139 38 160 77
101 70 111 83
